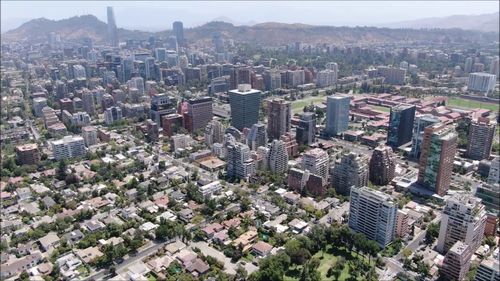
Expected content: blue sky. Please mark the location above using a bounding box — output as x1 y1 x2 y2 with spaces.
1 1 499 31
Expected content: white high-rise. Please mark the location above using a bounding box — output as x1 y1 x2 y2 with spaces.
268 140 289 173
302 148 329 182
51 135 86 160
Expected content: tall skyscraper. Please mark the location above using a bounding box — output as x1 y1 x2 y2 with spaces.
173 21 184 46
410 114 440 159
464 57 473 74
387 104 416 147
489 56 499 77
466 118 496 160
184 97 213 133
107 7 119 47
369 145 396 186
296 112 316 146
229 84 261 130
325 95 350 136
436 194 487 254
247 123 268 151
267 98 291 140
441 241 472 281
349 186 398 248
418 124 457 196
302 148 329 183
468 73 497 95
332 152 369 195
268 140 289 173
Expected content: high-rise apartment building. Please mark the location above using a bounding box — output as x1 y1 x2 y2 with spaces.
418 124 457 196
263 70 282 91
437 194 487 254
332 152 369 195
107 7 119 47
82 126 98 147
268 139 289 173
51 135 86 160
410 114 440 158
226 141 255 179
81 91 95 115
229 84 261 130
205 120 225 146
349 186 398 247
475 183 499 213
466 118 496 160
325 95 350 136
377 66 406 85
15 144 40 165
489 56 499 77
387 104 415 147
395 209 409 239
33 97 48 117
183 97 213 133
173 21 184 46
468 73 497 94
267 98 291 140
104 106 122 125
369 145 396 185
442 241 473 281
302 148 329 183
247 123 268 151
488 156 499 185
296 112 316 146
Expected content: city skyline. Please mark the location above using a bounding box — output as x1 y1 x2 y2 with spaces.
1 1 499 32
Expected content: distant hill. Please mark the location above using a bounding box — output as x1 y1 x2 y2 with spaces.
384 12 499 33
2 14 498 46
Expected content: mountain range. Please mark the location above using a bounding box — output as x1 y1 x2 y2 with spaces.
1 13 498 46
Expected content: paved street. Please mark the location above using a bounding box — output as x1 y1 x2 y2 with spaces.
83 240 167 281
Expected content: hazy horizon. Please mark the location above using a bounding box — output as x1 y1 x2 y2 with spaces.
1 1 499 32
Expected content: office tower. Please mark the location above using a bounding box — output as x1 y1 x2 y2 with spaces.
332 152 369 195
226 141 255 179
104 106 123 125
247 123 268 151
349 186 398 248
489 56 499 77
155 48 167 62
145 57 156 80
212 32 225 53
50 135 86 160
173 21 184 46
410 114 440 158
441 241 472 281
263 70 282 91
325 95 350 136
73 65 86 79
488 156 499 184
228 84 261 130
395 209 409 238
82 126 98 147
468 73 497 95
475 256 500 281
377 66 406 85
150 94 176 126
369 145 396 185
302 148 329 183
475 183 499 213
466 118 496 160
161 114 183 137
268 139 289 173
437 194 487 254
33 97 48 117
296 112 316 146
107 7 119 47
267 98 291 140
418 124 457 196
205 120 224 146
146 119 159 142
464 57 473 74
183 97 213 133
167 36 178 52
15 144 40 165
81 91 95 115
387 104 416 147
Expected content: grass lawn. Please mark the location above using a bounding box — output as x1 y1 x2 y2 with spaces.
313 246 374 281
371 105 391 112
147 274 157 281
76 265 89 277
291 96 326 114
447 97 499 112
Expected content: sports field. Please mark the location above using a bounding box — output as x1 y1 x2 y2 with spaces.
447 97 499 112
